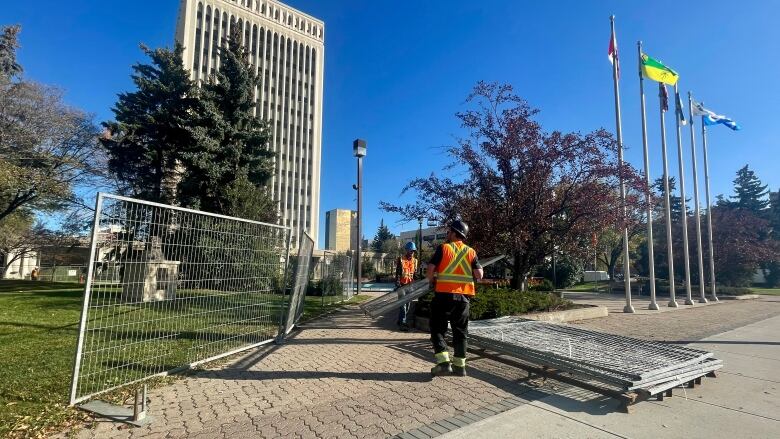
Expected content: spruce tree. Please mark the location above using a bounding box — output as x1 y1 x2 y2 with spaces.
371 219 395 253
0 24 22 78
180 28 275 221
730 165 769 212
101 44 198 204
653 177 687 222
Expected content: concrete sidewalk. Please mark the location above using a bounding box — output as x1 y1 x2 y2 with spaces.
439 313 780 439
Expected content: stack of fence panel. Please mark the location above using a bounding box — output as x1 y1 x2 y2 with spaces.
469 317 722 396
360 255 505 319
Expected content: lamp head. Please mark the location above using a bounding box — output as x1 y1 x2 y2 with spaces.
353 139 367 158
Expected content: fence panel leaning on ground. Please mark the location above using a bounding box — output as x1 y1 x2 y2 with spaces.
283 233 315 335
70 193 298 405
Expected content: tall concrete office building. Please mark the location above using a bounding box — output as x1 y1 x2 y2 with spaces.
176 0 324 245
324 209 356 252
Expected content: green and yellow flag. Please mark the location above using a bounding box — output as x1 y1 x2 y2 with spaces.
641 53 679 85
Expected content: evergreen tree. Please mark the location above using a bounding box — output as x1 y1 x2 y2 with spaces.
371 219 395 252
180 28 275 221
730 165 769 212
652 177 687 222
0 24 22 78
767 190 780 287
101 44 199 204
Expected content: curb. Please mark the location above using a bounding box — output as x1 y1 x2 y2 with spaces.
719 294 761 300
414 305 608 330
519 305 609 323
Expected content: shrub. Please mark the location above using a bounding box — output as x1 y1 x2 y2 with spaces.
415 286 573 321
530 279 555 292
307 277 344 296
536 255 584 289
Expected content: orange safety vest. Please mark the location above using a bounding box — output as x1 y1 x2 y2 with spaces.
399 256 418 285
434 241 477 296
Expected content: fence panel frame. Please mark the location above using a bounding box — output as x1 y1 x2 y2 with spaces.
69 193 292 405
282 232 315 336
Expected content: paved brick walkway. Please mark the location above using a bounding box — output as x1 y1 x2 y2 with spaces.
65 307 537 439
62 295 780 439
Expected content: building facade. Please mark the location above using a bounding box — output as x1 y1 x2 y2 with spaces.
324 209 356 252
176 0 324 245
399 226 447 249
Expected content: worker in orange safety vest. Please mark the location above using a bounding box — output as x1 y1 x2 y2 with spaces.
395 241 418 331
426 220 483 377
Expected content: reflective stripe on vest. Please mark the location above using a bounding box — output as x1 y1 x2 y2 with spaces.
435 242 476 295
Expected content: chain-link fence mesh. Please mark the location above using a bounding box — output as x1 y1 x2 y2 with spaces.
70 194 293 404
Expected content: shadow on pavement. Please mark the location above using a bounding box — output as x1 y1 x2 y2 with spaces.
200 369 434 383
387 338 621 417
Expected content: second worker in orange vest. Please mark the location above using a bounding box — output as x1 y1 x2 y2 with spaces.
395 241 418 331
426 220 483 377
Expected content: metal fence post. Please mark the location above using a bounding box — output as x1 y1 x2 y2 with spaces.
276 230 295 343
69 193 104 405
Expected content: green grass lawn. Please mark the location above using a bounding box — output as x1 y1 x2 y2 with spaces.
749 287 780 296
562 281 611 293
0 280 367 438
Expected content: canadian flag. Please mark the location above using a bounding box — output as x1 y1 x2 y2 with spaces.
608 32 619 78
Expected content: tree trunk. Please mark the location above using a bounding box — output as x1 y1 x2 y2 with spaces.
510 251 530 292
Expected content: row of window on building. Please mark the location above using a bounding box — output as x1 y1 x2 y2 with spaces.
219 0 323 39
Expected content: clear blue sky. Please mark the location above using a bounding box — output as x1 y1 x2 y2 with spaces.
3 0 778 248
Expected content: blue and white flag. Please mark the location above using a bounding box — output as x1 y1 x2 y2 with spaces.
692 101 741 131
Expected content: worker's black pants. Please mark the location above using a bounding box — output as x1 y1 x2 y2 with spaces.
430 293 470 359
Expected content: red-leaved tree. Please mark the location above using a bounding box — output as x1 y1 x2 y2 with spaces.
382 82 644 289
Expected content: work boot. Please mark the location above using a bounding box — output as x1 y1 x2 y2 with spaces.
398 323 410 332
451 365 467 377
430 362 453 377
452 357 467 377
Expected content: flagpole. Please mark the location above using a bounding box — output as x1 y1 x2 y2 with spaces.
637 41 658 310
673 84 694 306
701 110 719 302
688 92 708 303
610 16 634 313
659 83 678 308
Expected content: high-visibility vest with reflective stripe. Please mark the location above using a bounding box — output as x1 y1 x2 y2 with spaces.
435 241 477 296
399 256 417 285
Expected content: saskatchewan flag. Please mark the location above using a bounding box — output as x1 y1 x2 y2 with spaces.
641 53 679 85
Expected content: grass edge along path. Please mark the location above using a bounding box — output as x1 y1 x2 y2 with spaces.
0 280 368 439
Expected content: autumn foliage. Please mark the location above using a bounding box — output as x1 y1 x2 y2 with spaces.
383 82 644 289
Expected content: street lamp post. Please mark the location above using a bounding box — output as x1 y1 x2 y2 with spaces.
353 139 366 297
417 216 423 277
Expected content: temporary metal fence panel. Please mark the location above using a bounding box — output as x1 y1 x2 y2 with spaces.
469 318 722 394
360 255 506 318
284 233 315 335
36 265 88 283
319 251 355 306
70 193 292 405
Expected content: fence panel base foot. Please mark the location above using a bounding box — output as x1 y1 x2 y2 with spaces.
79 400 154 427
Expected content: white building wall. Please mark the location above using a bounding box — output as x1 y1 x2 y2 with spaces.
3 250 39 280
176 0 324 246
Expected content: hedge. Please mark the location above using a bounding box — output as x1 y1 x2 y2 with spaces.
415 286 573 321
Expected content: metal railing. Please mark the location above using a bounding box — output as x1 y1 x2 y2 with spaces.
70 194 293 404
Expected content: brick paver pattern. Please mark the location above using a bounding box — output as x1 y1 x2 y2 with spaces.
64 296 780 439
